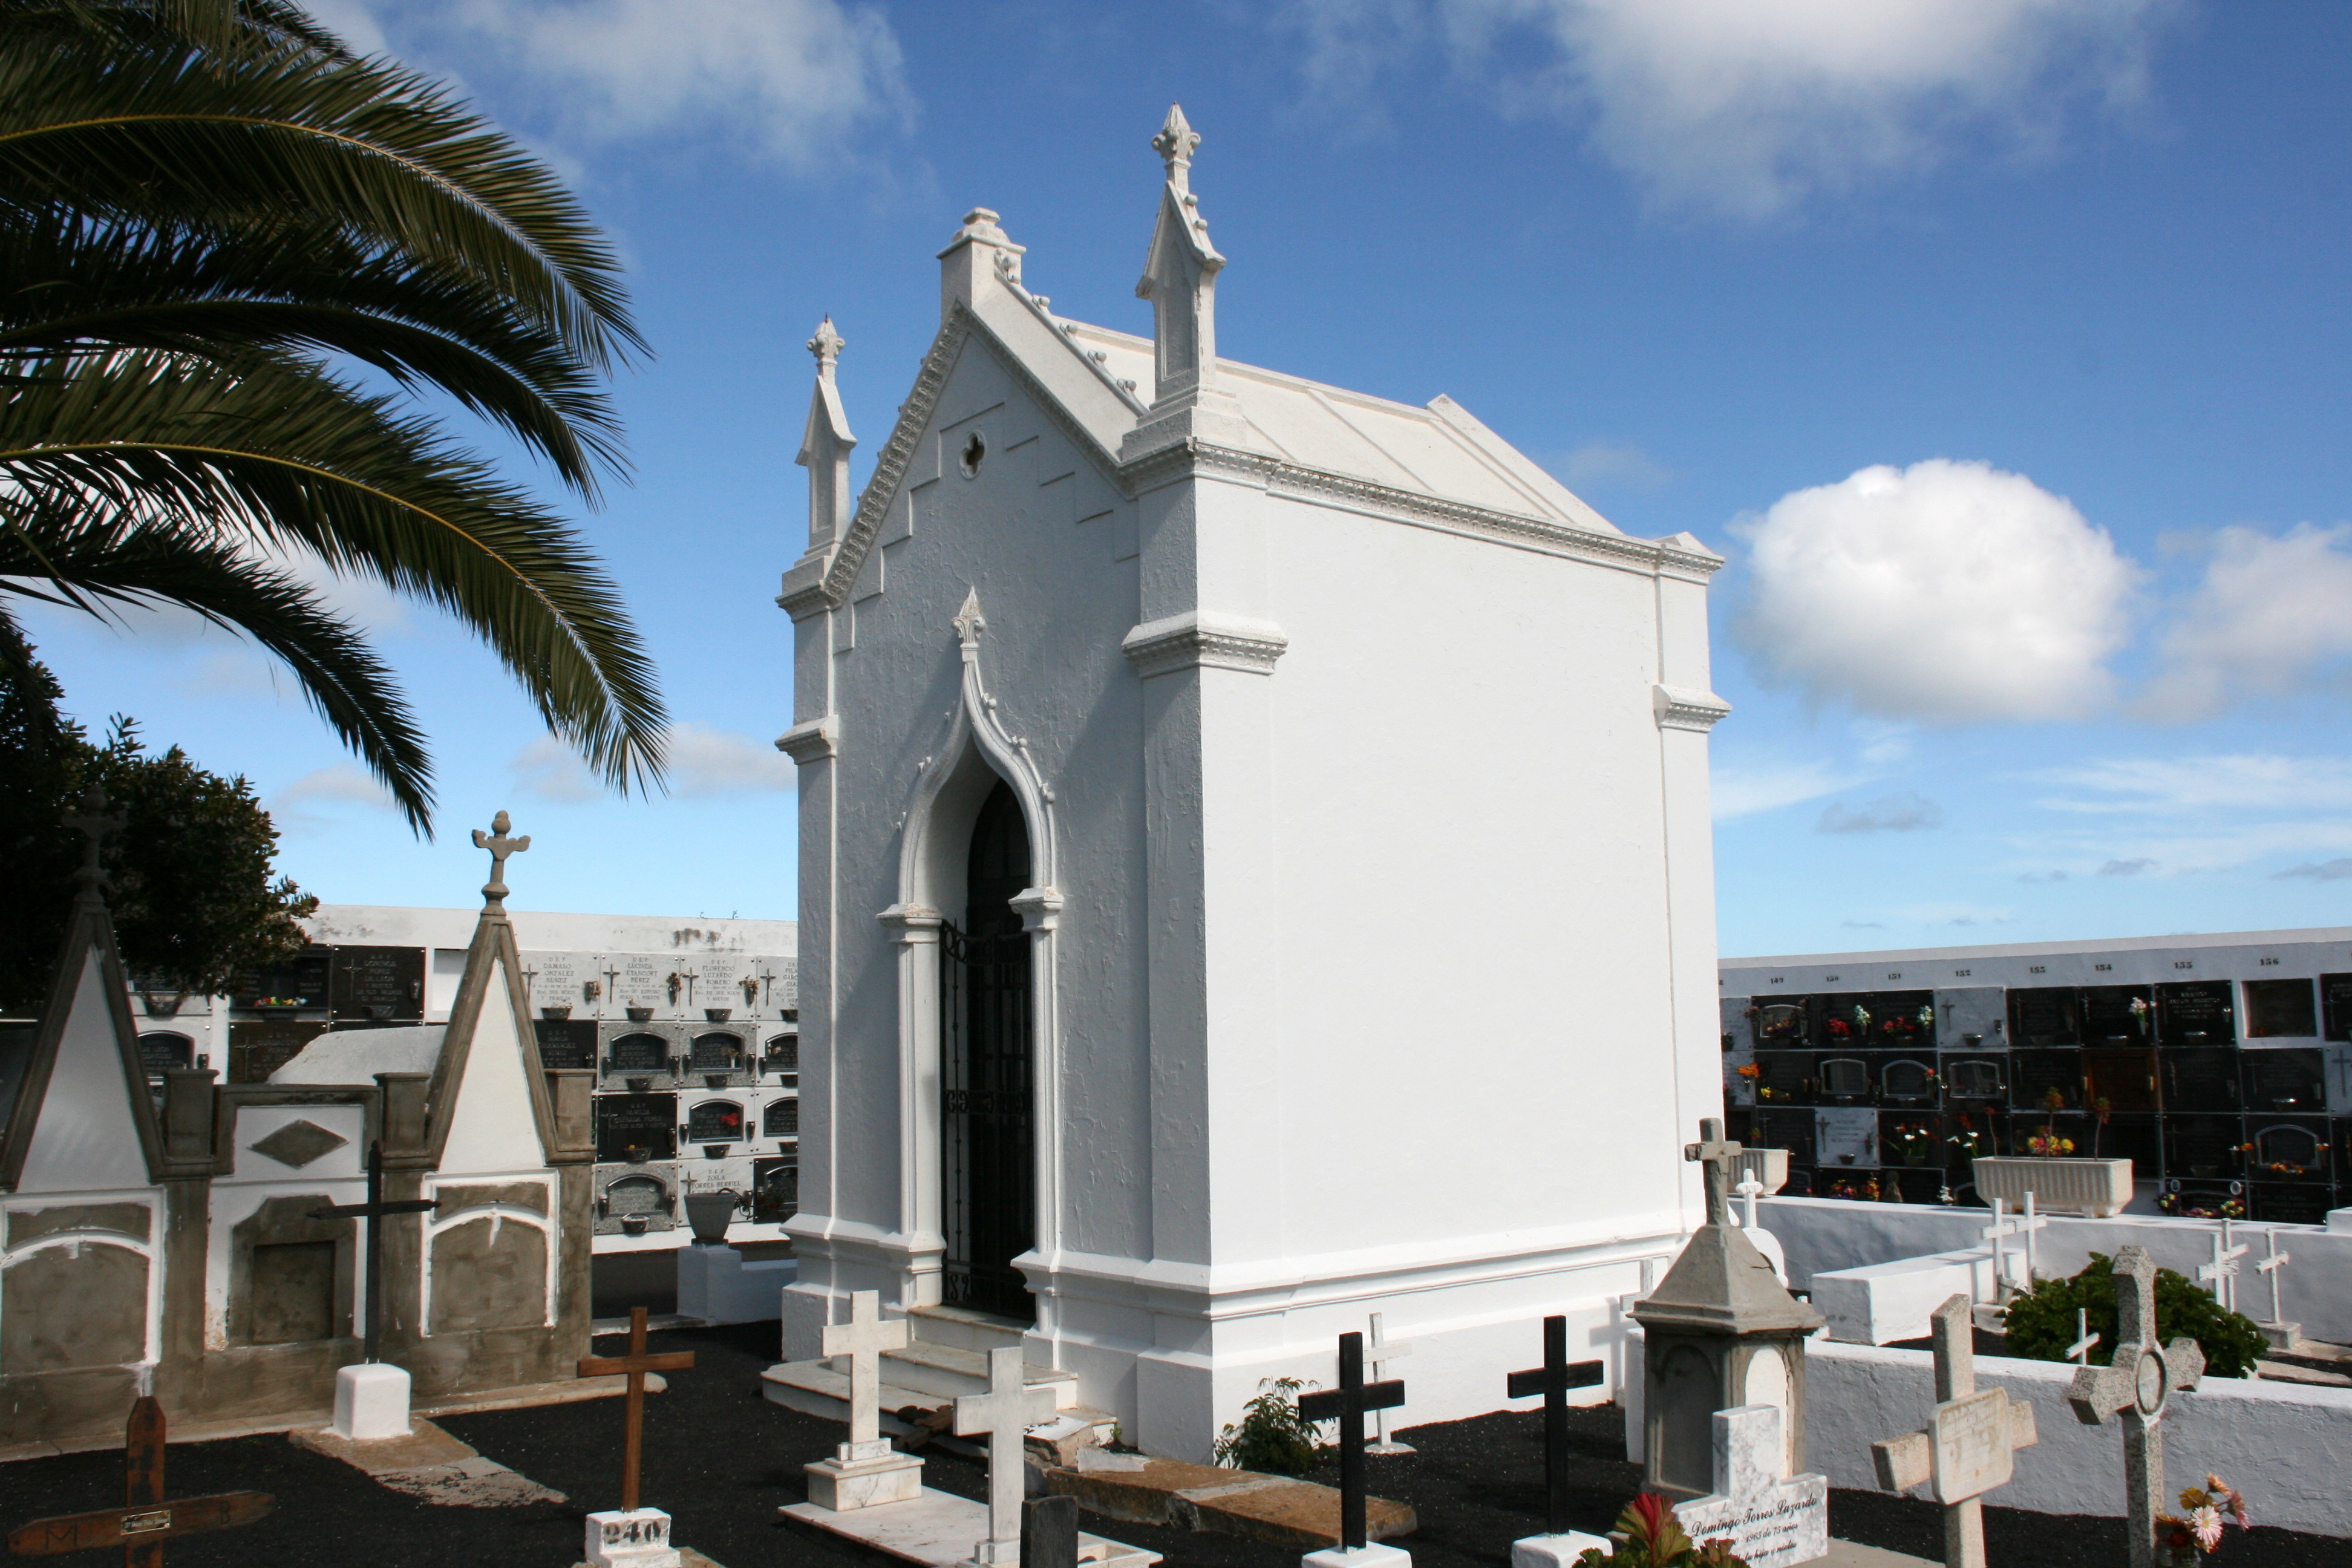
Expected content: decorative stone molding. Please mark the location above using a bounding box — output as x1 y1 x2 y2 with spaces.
1008 886 1065 933
775 716 840 764
1654 684 1733 733
875 904 942 943
1121 610 1289 679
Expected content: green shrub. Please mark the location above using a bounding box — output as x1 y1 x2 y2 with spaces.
1212 1377 1329 1475
1573 1494 1747 1567
2002 1252 2266 1377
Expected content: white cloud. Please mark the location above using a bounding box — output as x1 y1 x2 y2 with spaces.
269 764 398 832
1285 0 2172 216
2141 523 2352 719
2278 859 2352 882
2096 856 2155 876
2031 755 2352 816
1710 758 1869 820
2011 753 2352 877
1553 440 1671 494
513 722 795 803
1733 459 2138 724
1818 791 1942 833
407 0 916 170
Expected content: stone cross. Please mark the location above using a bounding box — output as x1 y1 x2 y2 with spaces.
577 1306 696 1515
1734 1175 1765 1230
1870 1295 2039 1568
1364 1313 1414 1454
1978 1196 2046 1294
1297 1331 1406 1552
1507 1314 1605 1537
471 809 531 910
2197 1221 2248 1314
2065 1247 2205 1568
310 1139 437 1362
952 1346 1058 1567
825 1290 909 1459
60 786 126 900
1684 1118 1743 1228
2065 1308 2102 1367
1671 1404 1828 1568
4 1397 273 1564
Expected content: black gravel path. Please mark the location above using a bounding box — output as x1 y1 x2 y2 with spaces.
0 1322 2333 1567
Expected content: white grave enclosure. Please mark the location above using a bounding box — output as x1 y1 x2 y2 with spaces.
779 108 1731 1459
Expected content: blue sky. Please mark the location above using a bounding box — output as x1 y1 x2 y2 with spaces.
20 1 2352 953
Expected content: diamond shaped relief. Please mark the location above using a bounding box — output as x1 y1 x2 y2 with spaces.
249 1119 348 1169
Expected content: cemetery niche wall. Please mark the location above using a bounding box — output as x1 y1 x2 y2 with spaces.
776 105 1731 1460
0 808 600 1449
1720 927 2352 1222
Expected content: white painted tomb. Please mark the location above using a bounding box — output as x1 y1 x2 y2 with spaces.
1670 1405 1828 1568
776 102 1729 1460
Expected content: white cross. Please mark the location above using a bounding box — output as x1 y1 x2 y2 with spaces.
953 1345 1058 1567
822 1290 909 1460
1735 1174 1766 1230
1365 1312 1414 1454
1979 1195 2047 1294
2197 1220 2249 1315
2066 1307 2102 1367
2066 1247 2206 1568
2255 1228 2292 1328
1872 1295 2038 1568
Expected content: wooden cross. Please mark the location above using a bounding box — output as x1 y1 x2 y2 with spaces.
7 1398 272 1565
470 809 531 910
952 1346 1058 1567
1871 1295 2037 1568
823 1290 909 1460
1683 1118 1743 1227
310 1140 437 1363
1297 1331 1406 1551
2197 1221 2248 1314
577 1306 695 1514
2065 1246 2204 1568
1506 1314 1604 1537
1364 1313 1413 1454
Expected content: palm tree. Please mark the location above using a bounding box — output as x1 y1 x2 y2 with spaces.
0 0 665 832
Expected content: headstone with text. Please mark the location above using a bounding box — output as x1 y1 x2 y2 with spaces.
1671 1404 1828 1568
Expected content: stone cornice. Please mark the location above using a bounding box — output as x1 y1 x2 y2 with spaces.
1121 610 1289 678
775 715 839 764
1654 684 1733 733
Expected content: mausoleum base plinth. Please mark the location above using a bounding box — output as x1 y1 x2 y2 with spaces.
805 1437 925 1511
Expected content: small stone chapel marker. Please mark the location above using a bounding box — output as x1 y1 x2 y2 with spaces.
7 1399 273 1565
2065 1246 2204 1568
951 1347 1058 1568
577 1307 697 1568
1870 1295 2038 1568
802 1290 924 1510
1296 1331 1410 1568
1504 1314 1606 1568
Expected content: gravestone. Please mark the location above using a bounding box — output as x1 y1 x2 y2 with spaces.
2161 1115 2243 1179
1815 1057 1872 1102
226 1019 326 1085
1941 1059 2003 1103
2159 1048 2241 1110
752 1155 799 1223
802 1290 924 1509
605 1031 672 1078
522 949 587 1016
684 1098 743 1149
1870 1295 2037 1568
329 947 424 1022
2321 972 2352 1042
2065 1247 2203 1568
953 1346 1059 1568
2246 1116 2327 1178
232 950 331 1010
1296 1331 1410 1568
1670 1405 1828 1568
763 1099 801 1140
137 1033 194 1079
1505 1315 1606 1568
2080 1047 2158 1113
688 1031 745 1076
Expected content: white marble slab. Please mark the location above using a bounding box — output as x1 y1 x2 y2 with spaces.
781 1487 1158 1568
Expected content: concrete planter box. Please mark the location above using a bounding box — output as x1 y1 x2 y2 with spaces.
1973 1155 2133 1217
1734 1146 1791 1194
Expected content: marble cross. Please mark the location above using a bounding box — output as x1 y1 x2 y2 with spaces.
471 809 531 910
824 1290 909 1461
2197 1221 2249 1314
1871 1295 2038 1568
2253 1228 2294 1341
2065 1308 2102 1367
952 1346 1057 1568
1978 1196 2046 1294
2065 1247 2205 1568
1734 1175 1766 1231
1364 1313 1414 1455
1684 1118 1744 1228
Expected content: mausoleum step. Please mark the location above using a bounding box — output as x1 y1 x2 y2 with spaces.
880 1339 1077 1402
760 1359 944 1435
904 1302 1031 1353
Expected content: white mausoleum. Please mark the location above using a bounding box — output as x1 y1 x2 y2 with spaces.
776 108 1731 1459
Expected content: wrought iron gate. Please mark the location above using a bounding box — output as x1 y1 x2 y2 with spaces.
939 917 1034 1319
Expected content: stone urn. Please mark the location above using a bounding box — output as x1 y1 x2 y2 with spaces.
704 1007 733 1022
627 1005 656 1022
541 1004 572 1020
683 1190 739 1245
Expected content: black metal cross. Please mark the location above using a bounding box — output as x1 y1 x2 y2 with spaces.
1508 1315 1605 1536
311 1140 437 1363
1296 1331 1405 1550
7 1397 272 1565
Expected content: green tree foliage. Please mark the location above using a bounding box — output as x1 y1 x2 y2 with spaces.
0 0 665 832
2003 1252 2267 1378
0 648 312 1014
1212 1377 1330 1476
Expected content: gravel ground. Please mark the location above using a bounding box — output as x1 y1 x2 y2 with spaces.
0 1322 2330 1567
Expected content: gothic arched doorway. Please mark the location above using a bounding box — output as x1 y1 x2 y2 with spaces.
940 777 1035 1320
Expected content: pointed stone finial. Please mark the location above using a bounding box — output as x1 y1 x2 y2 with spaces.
1153 105 1200 195
807 316 844 377
61 786 125 903
952 588 986 656
471 809 531 912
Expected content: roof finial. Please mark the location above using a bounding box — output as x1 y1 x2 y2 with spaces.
471 809 530 912
807 316 844 380
1153 104 1200 197
61 786 125 904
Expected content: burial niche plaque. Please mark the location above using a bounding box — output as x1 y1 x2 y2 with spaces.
2322 974 2352 1043
2009 987 2082 1048
688 1032 742 1072
684 1099 742 1145
1814 1108 1878 1168
2082 984 2154 1045
2244 979 2318 1040
329 946 425 1021
2157 981 2233 1046
596 1094 678 1162
2241 1048 2327 1111
763 1099 800 1139
227 1019 326 1084
751 1156 798 1223
605 1031 670 1075
534 1018 596 1070
234 949 331 1010
137 1032 194 1079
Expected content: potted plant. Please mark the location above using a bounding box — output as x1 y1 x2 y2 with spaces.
1892 1123 1935 1166
2158 1477 2249 1567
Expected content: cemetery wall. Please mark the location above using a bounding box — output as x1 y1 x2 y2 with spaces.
1803 1338 2352 1537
